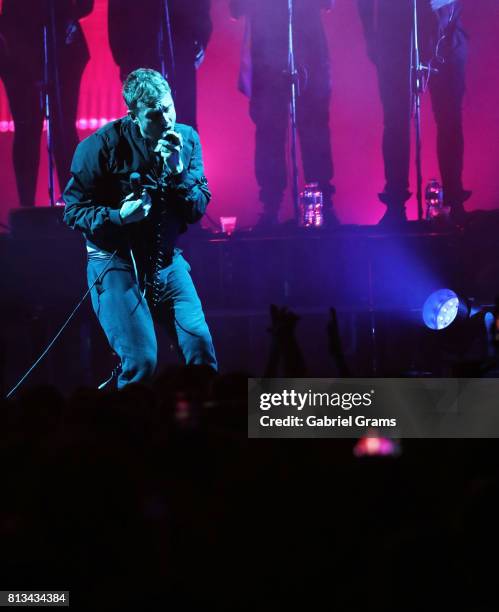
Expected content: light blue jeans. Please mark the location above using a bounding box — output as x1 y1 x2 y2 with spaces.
87 250 217 388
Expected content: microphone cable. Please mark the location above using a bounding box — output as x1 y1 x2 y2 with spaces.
5 250 118 400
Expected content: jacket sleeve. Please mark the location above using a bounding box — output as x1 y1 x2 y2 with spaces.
165 127 211 224
74 0 94 20
192 0 213 50
63 134 124 236
107 0 135 69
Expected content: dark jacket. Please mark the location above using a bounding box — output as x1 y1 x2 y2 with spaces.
229 0 332 98
108 0 212 73
357 0 466 65
63 117 211 262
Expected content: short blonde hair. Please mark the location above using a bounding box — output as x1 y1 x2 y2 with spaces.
122 68 171 112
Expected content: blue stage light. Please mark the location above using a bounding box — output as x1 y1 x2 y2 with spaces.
422 289 469 330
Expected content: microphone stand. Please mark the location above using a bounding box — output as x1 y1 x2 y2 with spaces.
287 0 300 223
159 0 176 94
43 0 57 207
411 0 438 222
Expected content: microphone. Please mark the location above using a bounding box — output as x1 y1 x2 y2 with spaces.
163 131 177 144
130 172 142 199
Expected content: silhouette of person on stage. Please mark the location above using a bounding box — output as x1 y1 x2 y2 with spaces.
0 0 93 207
358 0 471 226
230 0 337 228
108 0 212 130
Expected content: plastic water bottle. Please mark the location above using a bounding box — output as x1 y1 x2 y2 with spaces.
425 179 449 220
299 183 323 227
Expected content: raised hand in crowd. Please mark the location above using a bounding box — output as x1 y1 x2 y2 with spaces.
264 304 307 378
327 307 351 377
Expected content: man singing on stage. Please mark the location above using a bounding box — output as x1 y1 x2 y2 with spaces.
63 68 217 388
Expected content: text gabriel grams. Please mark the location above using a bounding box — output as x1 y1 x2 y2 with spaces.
258 390 397 428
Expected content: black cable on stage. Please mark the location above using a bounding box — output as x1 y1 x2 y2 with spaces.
5 250 118 400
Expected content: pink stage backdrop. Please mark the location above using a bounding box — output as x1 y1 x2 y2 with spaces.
1 0 498 230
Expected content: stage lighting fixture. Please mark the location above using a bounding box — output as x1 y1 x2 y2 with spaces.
422 289 480 331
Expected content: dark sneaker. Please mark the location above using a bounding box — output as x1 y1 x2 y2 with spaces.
461 189 472 203
322 207 340 228
378 190 412 206
448 203 467 226
377 206 408 229
253 211 279 230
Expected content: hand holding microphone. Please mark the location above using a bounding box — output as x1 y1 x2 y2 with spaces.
119 172 152 224
155 130 184 175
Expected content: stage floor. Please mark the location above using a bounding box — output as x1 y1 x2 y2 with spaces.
2 208 499 390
